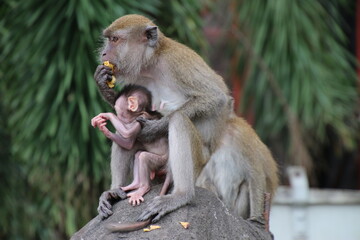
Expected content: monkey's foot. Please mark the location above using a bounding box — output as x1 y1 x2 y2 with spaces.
121 182 140 192
138 193 191 223
127 186 150 206
128 195 144 206
97 188 127 219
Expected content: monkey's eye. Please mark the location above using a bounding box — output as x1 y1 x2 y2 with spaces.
110 36 119 42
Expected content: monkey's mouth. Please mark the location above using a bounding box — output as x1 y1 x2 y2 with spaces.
110 62 120 74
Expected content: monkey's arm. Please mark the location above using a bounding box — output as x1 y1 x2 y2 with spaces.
110 133 137 150
92 114 138 149
98 144 137 219
94 65 117 106
138 88 228 142
109 116 142 139
178 90 228 119
138 112 201 222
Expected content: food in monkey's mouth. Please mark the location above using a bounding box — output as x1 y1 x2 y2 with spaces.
103 61 116 88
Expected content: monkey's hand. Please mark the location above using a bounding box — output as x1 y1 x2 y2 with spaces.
137 193 190 223
99 125 113 139
137 116 169 143
98 188 127 219
94 65 117 106
91 115 107 128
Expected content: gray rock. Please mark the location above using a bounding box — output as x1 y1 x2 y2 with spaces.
71 185 273 240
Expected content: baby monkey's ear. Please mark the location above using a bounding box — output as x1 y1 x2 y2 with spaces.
128 96 139 112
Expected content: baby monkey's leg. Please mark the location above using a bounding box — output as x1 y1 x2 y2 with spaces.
127 151 167 206
121 151 142 192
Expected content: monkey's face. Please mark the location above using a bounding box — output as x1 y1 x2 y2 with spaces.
101 18 159 78
114 96 129 117
100 31 127 75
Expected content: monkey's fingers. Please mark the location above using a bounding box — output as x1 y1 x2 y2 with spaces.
103 61 116 88
93 115 106 122
95 115 107 122
137 117 168 143
98 207 113 219
136 197 144 206
138 195 189 223
91 116 105 128
95 65 113 81
136 116 148 125
137 196 164 221
108 188 127 200
94 65 114 89
97 201 113 219
91 116 101 127
98 194 113 210
99 123 108 129
128 196 143 206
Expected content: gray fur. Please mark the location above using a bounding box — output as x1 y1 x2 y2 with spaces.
95 15 278 223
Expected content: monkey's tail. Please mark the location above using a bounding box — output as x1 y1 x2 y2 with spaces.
106 219 151 232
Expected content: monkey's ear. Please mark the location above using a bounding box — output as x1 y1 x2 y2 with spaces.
128 96 139 112
145 26 158 47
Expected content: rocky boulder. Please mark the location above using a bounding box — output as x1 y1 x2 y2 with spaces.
71 185 273 240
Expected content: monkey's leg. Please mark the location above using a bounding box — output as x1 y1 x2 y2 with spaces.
138 112 203 222
121 151 142 192
127 151 167 206
197 117 273 219
159 171 172 196
110 143 135 188
97 143 135 219
196 144 252 218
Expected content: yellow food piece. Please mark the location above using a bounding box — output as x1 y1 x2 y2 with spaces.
107 76 116 88
103 61 116 88
143 225 161 232
179 222 190 229
103 61 114 70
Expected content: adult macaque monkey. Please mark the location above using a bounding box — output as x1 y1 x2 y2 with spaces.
94 14 278 222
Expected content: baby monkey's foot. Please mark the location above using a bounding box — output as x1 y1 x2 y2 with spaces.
121 182 140 192
127 186 150 206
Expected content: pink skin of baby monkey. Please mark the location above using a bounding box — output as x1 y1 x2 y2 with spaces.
91 87 169 206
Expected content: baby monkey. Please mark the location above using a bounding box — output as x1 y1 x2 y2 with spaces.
91 84 169 206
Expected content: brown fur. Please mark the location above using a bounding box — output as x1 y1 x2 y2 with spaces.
95 14 278 225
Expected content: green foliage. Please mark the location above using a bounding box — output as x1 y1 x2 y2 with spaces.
237 1 358 154
0 0 204 239
155 0 207 52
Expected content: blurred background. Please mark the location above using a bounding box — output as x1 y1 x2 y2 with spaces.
0 0 359 239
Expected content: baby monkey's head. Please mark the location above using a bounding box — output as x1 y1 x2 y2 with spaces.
114 84 152 115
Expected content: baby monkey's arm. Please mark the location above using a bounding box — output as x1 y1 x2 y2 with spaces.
91 113 141 149
109 115 142 139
